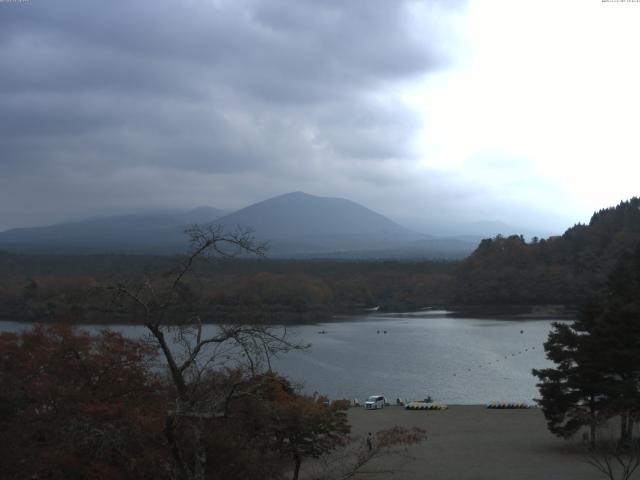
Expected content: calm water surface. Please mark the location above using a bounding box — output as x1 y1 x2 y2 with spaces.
0 311 561 404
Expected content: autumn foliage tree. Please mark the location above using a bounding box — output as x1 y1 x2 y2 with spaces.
1 225 429 479
269 391 350 480
0 324 165 479
0 325 348 480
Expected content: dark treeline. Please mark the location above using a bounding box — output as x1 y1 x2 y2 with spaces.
453 197 640 309
0 254 455 323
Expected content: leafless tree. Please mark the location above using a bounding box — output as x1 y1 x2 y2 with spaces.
111 224 305 480
584 425 640 480
305 426 427 480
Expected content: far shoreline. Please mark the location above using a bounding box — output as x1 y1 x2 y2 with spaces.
0 304 577 327
444 303 578 320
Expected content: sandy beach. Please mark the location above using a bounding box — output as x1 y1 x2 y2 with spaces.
342 405 631 480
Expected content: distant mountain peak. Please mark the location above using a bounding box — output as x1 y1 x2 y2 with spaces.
280 191 311 198
212 192 411 241
259 191 338 203
0 193 480 258
267 191 356 201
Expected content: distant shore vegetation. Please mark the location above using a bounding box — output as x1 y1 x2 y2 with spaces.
0 197 638 324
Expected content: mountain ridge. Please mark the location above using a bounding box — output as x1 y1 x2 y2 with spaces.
0 192 478 258
213 191 416 240
0 207 228 254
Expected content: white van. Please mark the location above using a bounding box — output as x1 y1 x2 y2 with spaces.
364 395 386 409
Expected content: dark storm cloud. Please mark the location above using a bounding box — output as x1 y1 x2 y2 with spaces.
0 0 465 229
1 0 438 98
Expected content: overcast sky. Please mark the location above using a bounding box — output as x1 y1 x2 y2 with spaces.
1 0 639 233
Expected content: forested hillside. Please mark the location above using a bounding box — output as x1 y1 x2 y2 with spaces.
453 197 640 307
2 198 639 323
0 255 454 323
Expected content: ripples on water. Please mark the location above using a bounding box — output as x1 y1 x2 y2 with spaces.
0 312 562 404
270 312 559 404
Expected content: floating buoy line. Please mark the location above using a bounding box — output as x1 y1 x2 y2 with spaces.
486 401 535 409
449 343 540 378
405 401 448 410
313 326 542 382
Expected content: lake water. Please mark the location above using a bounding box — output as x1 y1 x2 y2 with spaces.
0 311 561 404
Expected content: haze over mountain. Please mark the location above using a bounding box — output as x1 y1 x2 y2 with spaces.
2 1 638 246
213 192 419 254
394 216 557 241
0 192 480 258
0 207 229 254
215 192 410 239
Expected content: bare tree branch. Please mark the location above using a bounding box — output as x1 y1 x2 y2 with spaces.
584 429 640 480
106 224 303 480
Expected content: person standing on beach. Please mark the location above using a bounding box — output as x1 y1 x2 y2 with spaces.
367 432 373 450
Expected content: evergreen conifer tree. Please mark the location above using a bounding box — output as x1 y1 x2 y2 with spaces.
534 244 640 445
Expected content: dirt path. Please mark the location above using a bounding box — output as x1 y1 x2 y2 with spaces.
342 405 627 480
